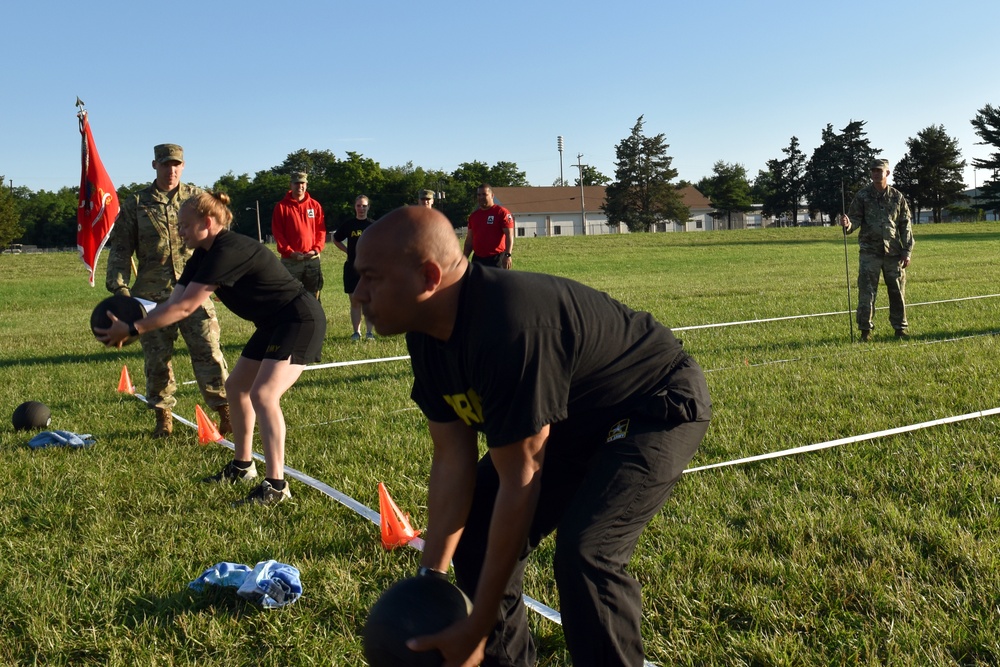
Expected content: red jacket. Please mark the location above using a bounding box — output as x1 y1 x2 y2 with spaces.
271 192 326 258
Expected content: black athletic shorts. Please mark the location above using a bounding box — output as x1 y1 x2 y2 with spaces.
242 292 326 364
471 253 505 268
343 262 361 294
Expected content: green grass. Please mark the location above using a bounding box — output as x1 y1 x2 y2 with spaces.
2 223 1000 665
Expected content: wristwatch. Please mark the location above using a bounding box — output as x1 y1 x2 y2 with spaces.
503 252 512 257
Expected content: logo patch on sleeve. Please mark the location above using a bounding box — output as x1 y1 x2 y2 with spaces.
606 419 630 443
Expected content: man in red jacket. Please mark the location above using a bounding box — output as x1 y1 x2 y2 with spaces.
271 172 326 300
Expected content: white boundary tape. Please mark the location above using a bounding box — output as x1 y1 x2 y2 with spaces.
703 329 1000 374
673 293 1000 332
685 406 1000 473
182 355 412 385
302 355 412 371
177 292 1000 386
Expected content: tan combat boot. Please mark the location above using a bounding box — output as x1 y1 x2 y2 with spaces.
153 408 173 438
215 404 233 437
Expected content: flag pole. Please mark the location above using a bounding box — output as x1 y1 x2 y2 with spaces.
76 99 121 287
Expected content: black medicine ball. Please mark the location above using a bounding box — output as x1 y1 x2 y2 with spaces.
363 576 473 667
12 401 51 431
90 294 147 346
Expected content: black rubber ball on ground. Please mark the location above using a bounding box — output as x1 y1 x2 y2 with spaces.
363 576 473 667
90 294 146 346
12 401 51 431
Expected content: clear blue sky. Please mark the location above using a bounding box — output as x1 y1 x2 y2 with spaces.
2 0 997 195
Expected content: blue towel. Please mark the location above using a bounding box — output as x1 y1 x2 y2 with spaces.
189 560 301 609
189 562 252 591
237 560 303 609
27 430 96 449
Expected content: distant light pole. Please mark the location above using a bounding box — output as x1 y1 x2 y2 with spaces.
557 136 564 186
436 190 446 209
246 201 262 242
573 154 587 235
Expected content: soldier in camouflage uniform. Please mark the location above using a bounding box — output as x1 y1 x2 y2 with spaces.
840 158 914 341
105 144 231 437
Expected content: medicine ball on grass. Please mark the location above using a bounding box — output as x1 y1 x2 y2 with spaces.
12 401 51 431
363 575 473 667
90 294 146 346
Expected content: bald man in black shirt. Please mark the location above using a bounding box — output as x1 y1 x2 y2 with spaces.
354 205 711 667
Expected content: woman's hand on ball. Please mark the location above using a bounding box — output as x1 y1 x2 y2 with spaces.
95 312 129 349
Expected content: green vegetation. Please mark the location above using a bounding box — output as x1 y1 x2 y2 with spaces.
2 223 999 665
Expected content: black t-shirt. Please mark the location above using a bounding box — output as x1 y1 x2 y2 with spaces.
178 229 305 324
333 218 372 266
408 264 687 447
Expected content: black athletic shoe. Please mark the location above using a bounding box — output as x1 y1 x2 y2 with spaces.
860 330 871 342
233 480 291 506
202 460 258 484
895 329 909 339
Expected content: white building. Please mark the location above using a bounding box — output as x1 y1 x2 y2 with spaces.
489 186 717 236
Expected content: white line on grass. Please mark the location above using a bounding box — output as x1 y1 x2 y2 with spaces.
673 292 1000 332
179 293 1000 385
702 329 1000 374
181 355 412 385
685 406 1000 473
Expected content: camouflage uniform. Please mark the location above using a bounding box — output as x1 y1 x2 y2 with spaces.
105 181 228 410
846 180 914 333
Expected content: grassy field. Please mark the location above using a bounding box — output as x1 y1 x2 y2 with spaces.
2 223 999 666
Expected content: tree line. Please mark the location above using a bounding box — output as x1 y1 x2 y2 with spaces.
2 103 999 248
603 104 1000 232
0 152 537 249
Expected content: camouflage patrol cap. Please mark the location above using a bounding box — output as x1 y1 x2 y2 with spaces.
291 172 308 184
153 144 184 164
419 189 435 200
870 158 890 171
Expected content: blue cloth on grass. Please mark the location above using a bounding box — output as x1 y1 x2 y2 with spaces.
188 562 252 591
27 430 96 449
189 560 302 609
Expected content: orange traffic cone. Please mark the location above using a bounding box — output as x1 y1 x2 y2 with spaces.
378 482 421 549
195 404 223 444
117 365 135 394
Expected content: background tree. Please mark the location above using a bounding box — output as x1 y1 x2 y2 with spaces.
574 165 610 187
603 115 689 232
323 151 386 221
0 176 24 248
213 170 288 240
971 103 1000 216
762 136 807 227
894 125 965 223
17 187 78 247
696 161 753 229
805 121 879 222
441 160 528 226
750 169 775 223
275 148 339 180
892 153 920 215
380 162 445 211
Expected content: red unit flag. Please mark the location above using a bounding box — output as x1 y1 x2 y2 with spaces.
77 109 119 286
